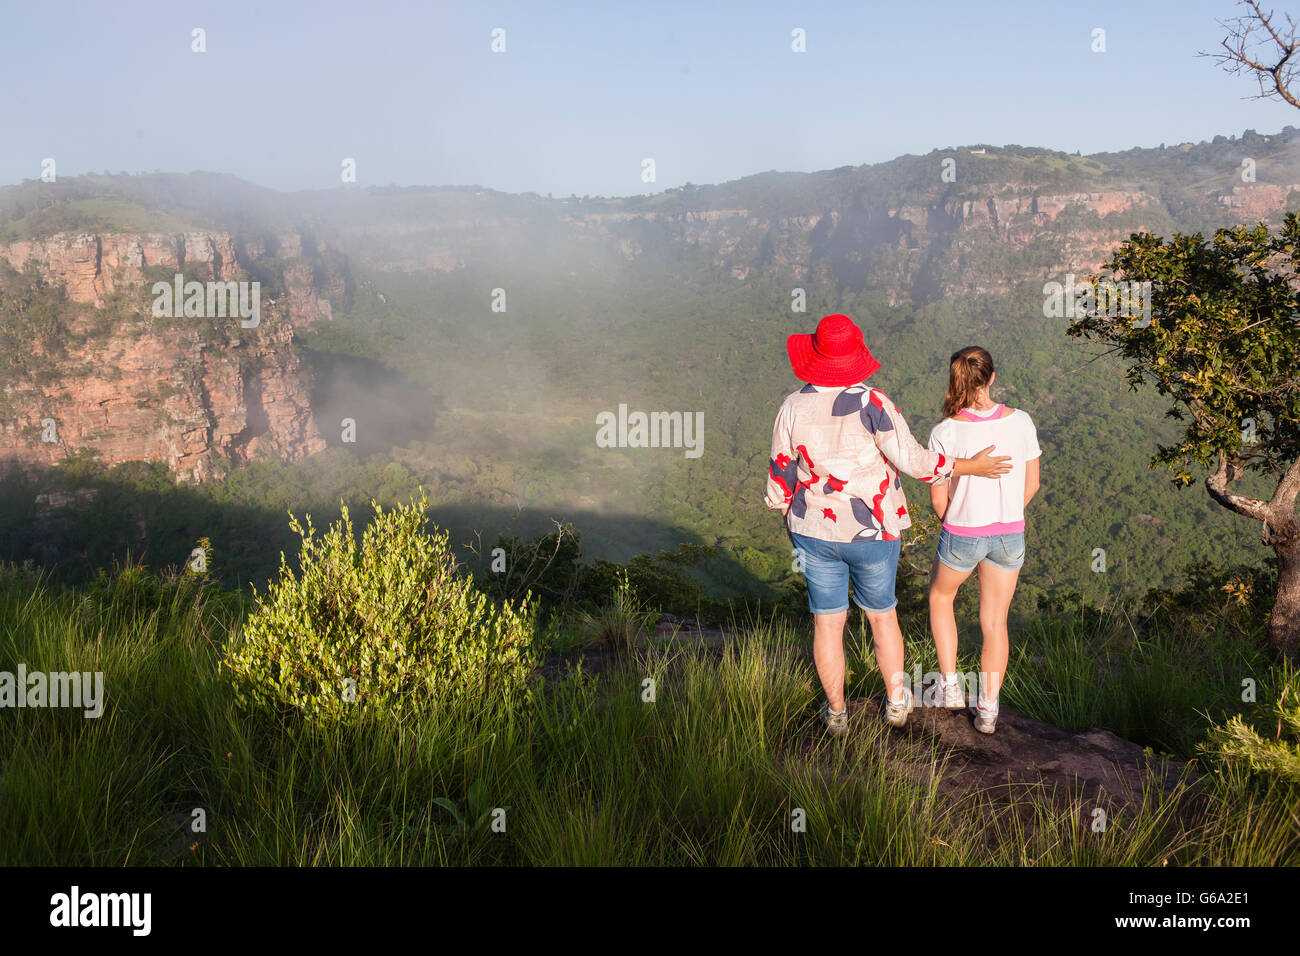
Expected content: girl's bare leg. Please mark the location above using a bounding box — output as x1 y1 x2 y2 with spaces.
975 562 1020 701
929 558 974 674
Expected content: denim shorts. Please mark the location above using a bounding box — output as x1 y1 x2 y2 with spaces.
791 532 901 615
936 528 1025 573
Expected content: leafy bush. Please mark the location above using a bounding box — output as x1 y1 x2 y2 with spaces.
223 491 537 724
477 522 584 609
585 543 719 620
1201 671 1300 784
1144 561 1275 639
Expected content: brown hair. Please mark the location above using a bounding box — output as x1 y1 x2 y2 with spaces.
942 346 995 420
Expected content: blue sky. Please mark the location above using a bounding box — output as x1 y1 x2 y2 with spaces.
3 0 1298 196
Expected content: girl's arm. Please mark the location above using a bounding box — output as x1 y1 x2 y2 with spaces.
1024 457 1040 507
929 480 950 520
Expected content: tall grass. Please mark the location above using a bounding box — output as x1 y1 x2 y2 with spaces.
0 562 1295 866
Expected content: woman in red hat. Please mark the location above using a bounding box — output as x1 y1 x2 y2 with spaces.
765 313 1012 735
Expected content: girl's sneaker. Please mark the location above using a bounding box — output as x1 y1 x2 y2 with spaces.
819 701 849 737
974 699 998 734
940 678 966 709
884 686 915 727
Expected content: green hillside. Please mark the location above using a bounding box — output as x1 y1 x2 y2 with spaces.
2 129 1296 605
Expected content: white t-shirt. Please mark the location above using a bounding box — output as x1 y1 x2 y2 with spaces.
927 405 1041 536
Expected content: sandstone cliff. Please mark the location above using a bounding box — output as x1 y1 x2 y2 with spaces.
535 182 1293 297
0 230 336 481
349 186 1166 298
6 168 1296 483
538 187 1164 297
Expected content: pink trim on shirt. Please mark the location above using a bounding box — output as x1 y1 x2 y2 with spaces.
955 404 1005 422
942 519 1025 536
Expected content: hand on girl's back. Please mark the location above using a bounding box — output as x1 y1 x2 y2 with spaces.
969 445 1013 478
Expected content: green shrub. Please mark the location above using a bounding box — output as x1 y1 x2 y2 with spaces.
223 491 537 724
1143 561 1275 639
1201 670 1300 784
478 522 584 609
577 572 658 654
584 543 716 618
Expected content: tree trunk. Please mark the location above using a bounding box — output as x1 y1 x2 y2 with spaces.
1207 453 1300 661
1266 523 1300 662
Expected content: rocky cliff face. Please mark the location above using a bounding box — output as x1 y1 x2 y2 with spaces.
5 171 1294 483
431 182 1294 300
537 187 1164 297
329 173 1300 307
0 232 240 307
0 231 335 481
1216 182 1300 221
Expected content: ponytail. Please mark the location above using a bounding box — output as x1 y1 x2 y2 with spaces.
942 346 995 420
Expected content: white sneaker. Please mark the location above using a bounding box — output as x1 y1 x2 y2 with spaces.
940 679 966 709
974 699 998 734
884 686 915 727
819 700 849 737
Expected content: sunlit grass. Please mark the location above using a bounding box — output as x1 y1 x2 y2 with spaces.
0 562 1295 866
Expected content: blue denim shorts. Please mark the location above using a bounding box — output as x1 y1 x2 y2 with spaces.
936 528 1025 573
791 532 901 615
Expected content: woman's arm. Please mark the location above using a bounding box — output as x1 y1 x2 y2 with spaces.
870 392 1012 482
954 446 1013 479
764 403 798 515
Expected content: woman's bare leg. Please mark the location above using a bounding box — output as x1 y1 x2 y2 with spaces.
812 610 849 711
864 608 907 702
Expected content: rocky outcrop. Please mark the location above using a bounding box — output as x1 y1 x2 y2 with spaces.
888 189 1150 244
547 620 1197 817
848 697 1193 809
1217 183 1300 223
499 187 1158 299
1035 190 1148 221
0 232 239 307
0 230 335 481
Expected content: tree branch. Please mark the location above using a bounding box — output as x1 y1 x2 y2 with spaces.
1207 452 1272 521
1208 0 1300 108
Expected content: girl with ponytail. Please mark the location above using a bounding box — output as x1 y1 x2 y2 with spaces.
926 347 1042 734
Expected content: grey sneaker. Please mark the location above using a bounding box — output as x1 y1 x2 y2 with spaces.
974 699 998 734
884 686 915 727
940 679 966 709
819 701 849 737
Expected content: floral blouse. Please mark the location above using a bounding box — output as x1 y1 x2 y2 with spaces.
764 383 954 542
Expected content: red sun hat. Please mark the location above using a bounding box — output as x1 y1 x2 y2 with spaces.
786 313 882 387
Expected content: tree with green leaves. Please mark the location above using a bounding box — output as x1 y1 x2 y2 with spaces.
1068 215 1300 660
